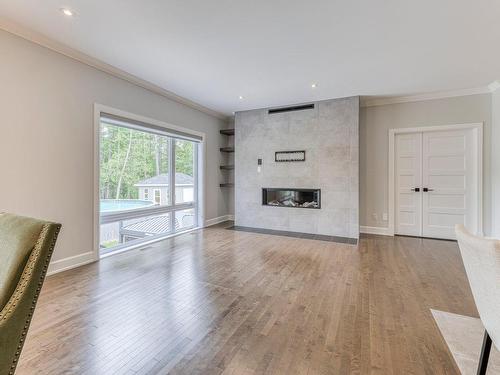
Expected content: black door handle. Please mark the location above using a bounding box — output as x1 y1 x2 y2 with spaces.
411 187 420 192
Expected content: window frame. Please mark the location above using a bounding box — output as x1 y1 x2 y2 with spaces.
94 104 205 259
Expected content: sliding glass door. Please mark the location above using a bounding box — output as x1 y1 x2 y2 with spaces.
99 116 199 254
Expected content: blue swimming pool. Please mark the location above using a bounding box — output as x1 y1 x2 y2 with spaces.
100 199 155 213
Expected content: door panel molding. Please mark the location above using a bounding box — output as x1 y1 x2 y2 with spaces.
422 130 472 239
395 133 422 236
388 123 483 238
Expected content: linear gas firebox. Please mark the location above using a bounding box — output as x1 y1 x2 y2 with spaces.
262 188 321 209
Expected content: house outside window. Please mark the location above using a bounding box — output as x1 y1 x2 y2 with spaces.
98 116 199 254
135 173 194 206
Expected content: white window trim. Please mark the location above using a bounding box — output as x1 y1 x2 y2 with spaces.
93 103 206 261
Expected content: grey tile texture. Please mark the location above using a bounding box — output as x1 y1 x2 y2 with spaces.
234 97 360 238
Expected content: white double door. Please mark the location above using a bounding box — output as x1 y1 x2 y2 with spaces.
395 128 479 240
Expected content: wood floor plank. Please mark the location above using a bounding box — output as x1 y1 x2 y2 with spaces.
15 224 476 374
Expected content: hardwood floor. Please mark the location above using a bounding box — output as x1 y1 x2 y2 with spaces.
17 222 478 374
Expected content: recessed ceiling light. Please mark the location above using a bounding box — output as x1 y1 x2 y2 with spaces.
238 96 244 100
61 8 74 16
311 83 317 88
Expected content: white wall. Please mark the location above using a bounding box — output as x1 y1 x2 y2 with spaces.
0 30 229 270
491 89 500 236
360 94 492 234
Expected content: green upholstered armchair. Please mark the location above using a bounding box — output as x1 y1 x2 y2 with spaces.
0 213 61 375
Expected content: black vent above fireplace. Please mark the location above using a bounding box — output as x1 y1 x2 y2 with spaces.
268 104 314 114
262 188 320 209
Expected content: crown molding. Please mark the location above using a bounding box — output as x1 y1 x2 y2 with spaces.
489 80 500 93
361 85 493 107
0 17 228 121
3 15 497 117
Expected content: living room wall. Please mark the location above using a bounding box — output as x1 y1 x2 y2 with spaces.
360 93 492 234
235 97 359 239
0 29 230 273
491 88 500 236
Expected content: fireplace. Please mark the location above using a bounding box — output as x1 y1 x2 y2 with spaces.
262 188 321 209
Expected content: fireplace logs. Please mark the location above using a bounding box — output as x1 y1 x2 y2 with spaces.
262 188 321 209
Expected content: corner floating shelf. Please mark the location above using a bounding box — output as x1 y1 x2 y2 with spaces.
220 128 235 136
220 129 234 187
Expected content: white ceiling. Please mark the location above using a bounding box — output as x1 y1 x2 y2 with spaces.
1 0 499 116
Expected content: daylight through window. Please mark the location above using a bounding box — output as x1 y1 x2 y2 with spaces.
99 116 199 254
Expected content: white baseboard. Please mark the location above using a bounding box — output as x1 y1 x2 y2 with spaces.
47 251 96 276
47 221 382 276
205 214 234 227
47 216 234 276
360 226 393 236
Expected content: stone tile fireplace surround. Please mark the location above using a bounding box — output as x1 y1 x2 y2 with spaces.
234 96 359 239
